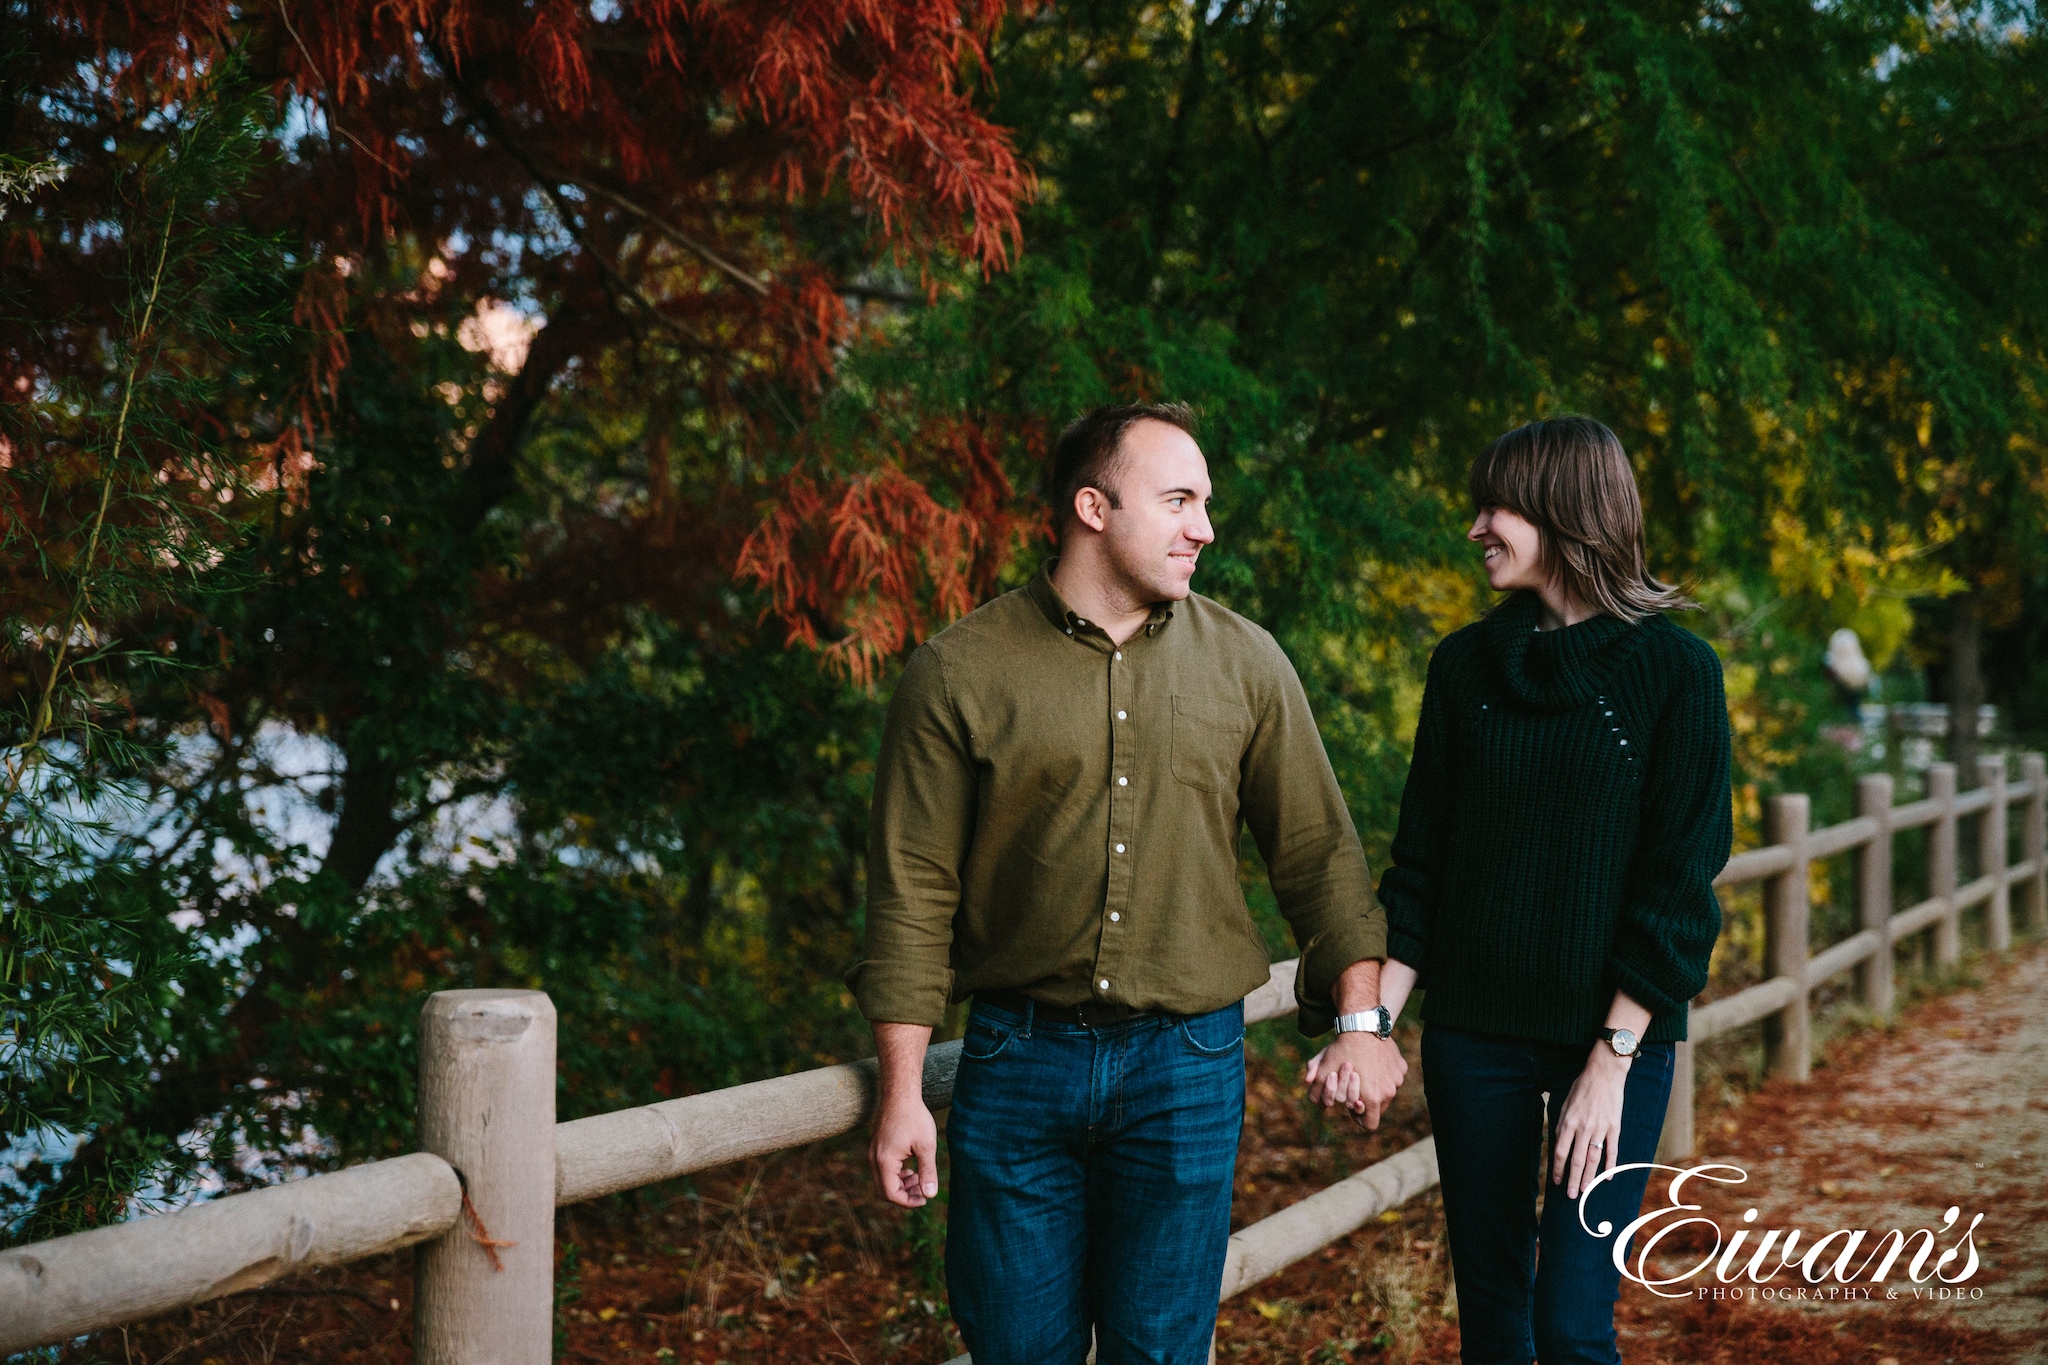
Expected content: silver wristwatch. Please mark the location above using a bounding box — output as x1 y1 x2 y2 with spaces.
1599 1026 1639 1058
1334 1005 1394 1039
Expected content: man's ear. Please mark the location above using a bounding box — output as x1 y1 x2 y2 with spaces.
1071 486 1112 534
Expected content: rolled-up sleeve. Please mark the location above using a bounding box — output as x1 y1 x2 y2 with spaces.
1239 636 1387 1037
1611 638 1732 1015
847 645 976 1026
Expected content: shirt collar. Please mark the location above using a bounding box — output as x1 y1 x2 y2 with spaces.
1028 560 1176 639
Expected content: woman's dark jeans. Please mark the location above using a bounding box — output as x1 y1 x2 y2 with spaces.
1422 1023 1676 1365
945 998 1246 1365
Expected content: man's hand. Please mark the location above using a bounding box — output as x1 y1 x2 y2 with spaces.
870 1093 940 1207
869 1021 938 1206
1303 1031 1407 1130
1302 958 1409 1130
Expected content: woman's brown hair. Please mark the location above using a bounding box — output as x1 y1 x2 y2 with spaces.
1469 415 1694 622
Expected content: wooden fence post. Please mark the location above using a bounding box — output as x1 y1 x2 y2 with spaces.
416 990 558 1365
2025 753 2047 936
1980 756 2011 953
1929 763 1960 967
1763 794 1811 1083
1856 774 1895 1018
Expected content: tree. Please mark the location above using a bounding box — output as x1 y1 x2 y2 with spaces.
0 78 311 1232
4 0 1029 1231
835 0 2048 807
1834 5 2048 781
7 0 2041 1238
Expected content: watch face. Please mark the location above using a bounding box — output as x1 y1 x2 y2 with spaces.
1612 1028 1639 1056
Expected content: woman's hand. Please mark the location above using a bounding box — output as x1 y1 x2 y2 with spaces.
1550 1046 1631 1200
1304 1033 1407 1131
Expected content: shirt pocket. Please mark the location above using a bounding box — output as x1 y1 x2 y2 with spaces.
1171 694 1252 793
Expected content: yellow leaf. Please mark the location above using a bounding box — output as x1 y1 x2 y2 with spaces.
597 1306 618 1321
1253 1299 1284 1321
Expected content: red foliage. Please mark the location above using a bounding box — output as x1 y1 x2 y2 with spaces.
738 417 1047 683
60 0 1026 275
12 0 1036 670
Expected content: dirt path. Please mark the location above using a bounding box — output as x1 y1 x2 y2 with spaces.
1215 938 2048 1364
1613 936 2048 1363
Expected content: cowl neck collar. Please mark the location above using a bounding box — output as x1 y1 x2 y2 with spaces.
1485 591 1652 712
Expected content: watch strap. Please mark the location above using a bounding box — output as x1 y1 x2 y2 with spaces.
1334 1006 1393 1039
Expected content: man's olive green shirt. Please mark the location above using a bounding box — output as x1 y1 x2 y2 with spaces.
849 565 1387 1036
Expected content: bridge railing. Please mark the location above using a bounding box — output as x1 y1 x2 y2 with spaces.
2 755 2041 1361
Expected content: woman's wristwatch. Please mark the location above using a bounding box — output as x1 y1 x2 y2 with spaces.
1335 1005 1395 1039
1598 1026 1639 1058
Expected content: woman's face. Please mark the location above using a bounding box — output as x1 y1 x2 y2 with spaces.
1468 505 1546 592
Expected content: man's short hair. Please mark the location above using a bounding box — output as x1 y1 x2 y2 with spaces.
1047 402 1200 530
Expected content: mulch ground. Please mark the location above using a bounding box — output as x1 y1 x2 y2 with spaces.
64 939 2046 1365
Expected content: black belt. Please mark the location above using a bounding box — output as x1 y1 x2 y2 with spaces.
975 988 1160 1027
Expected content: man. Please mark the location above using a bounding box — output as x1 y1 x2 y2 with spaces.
852 403 1404 1364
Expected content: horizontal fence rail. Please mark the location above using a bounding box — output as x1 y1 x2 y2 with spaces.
0 1155 459 1351
1658 755 2046 1159
2 755 2041 1360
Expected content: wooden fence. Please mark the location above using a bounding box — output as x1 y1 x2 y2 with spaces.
1 755 2041 1361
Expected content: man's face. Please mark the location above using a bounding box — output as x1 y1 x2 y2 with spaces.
1089 420 1215 602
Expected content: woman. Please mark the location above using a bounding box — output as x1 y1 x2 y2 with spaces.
1378 416 1729 1363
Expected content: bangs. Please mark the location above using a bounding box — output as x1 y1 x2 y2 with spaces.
1468 431 1545 521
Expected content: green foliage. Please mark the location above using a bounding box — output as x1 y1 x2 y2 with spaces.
0 81 308 1237
6 1 2046 1238
864 0 2048 841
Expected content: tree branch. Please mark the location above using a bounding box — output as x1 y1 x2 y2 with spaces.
453 311 581 538
1893 130 2048 168
547 171 770 298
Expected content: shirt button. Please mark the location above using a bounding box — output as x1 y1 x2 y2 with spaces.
1099 979 1110 991
1065 628 1074 635
1117 776 1128 786
1113 651 1122 661
1116 710 1127 720
1109 912 1121 922
1114 843 1126 853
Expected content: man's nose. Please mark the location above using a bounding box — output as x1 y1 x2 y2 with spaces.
1188 509 1216 545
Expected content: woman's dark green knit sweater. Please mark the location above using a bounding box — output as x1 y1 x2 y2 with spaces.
1378 591 1732 1045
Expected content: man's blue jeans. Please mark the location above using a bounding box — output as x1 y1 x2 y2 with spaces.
945 998 1246 1365
1421 1024 1676 1365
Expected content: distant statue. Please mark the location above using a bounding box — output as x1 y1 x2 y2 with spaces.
1826 627 1873 693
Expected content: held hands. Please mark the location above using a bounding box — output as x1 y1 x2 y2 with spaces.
1303 1031 1407 1131
1551 1045 1630 1200
869 1093 939 1207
